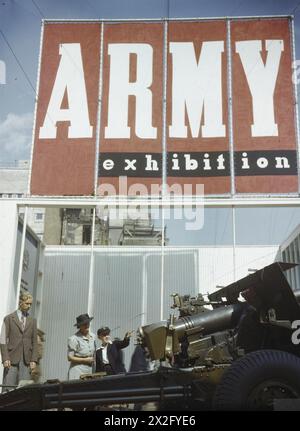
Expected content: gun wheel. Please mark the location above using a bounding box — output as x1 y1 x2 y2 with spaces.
213 349 300 410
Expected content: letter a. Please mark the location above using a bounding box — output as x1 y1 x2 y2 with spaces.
39 43 93 139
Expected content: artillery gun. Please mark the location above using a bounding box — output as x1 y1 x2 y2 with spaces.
1 262 300 411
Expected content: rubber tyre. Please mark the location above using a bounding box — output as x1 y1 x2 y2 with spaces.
213 349 300 411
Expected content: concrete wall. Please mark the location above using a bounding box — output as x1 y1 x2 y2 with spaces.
0 169 28 194
43 208 62 245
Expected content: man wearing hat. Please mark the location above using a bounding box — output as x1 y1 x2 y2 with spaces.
68 314 96 380
96 327 133 375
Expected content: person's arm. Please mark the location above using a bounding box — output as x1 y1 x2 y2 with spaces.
68 355 94 365
67 336 94 366
115 331 133 350
0 317 10 367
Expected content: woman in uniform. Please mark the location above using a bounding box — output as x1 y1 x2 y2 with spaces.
67 314 96 380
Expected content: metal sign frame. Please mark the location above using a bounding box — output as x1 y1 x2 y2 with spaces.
28 15 300 199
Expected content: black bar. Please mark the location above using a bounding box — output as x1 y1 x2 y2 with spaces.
98 150 297 178
44 385 186 401
47 393 185 408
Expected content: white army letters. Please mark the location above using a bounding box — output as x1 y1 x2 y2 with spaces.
104 44 157 139
39 43 93 139
169 41 225 138
39 40 284 140
235 39 284 137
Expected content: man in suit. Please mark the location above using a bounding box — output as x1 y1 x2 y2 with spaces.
96 326 132 375
0 291 38 392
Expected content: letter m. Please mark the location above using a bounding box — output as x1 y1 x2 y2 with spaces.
169 42 226 138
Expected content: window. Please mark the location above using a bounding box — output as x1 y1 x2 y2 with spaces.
35 213 43 221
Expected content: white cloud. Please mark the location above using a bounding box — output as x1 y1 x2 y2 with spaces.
0 112 33 163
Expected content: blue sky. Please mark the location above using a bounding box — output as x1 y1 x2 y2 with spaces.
1 0 300 162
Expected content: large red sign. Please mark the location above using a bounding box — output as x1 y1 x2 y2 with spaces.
30 18 299 196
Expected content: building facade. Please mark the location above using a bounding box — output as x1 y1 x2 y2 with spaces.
0 162 45 240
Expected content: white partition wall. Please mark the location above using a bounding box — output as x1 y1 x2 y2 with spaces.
197 245 279 293
0 202 18 321
0 199 298 382
280 224 300 291
0 201 18 379
39 246 200 379
39 249 91 381
39 244 278 380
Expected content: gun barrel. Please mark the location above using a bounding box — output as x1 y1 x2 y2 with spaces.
173 303 246 340
142 303 247 360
